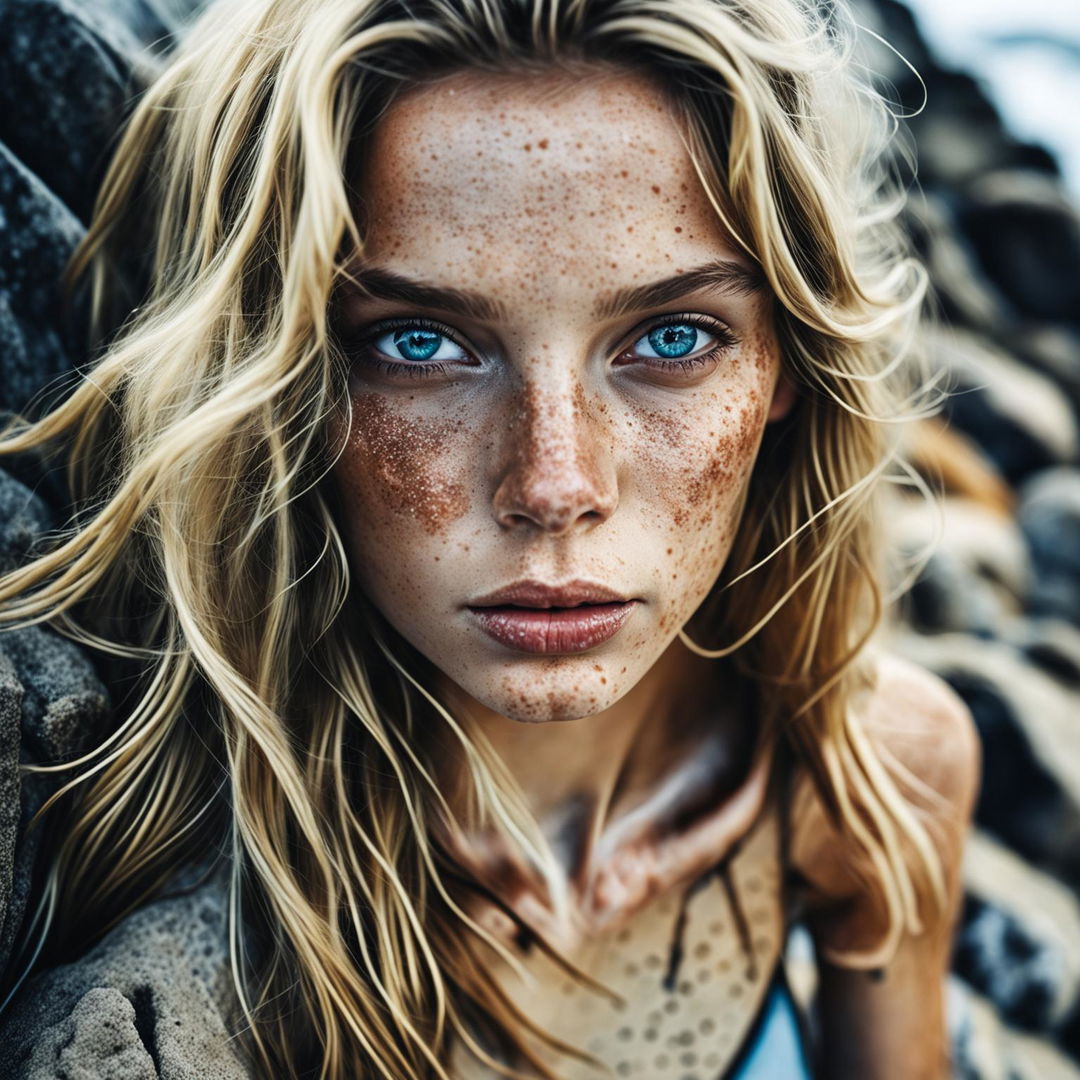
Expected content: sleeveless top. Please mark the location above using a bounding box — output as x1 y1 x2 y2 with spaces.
448 735 817 1079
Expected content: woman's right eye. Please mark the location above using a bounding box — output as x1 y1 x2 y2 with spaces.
371 325 470 364
343 318 480 380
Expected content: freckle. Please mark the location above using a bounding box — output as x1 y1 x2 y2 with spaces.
601 677 607 684
538 138 549 149
674 226 682 234
626 226 633 233
651 184 660 194
523 143 532 151
345 394 468 536
666 548 672 555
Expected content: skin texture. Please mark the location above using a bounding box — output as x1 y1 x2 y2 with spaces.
330 66 796 884
328 67 982 1079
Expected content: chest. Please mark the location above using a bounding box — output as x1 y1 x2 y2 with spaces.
449 798 789 1079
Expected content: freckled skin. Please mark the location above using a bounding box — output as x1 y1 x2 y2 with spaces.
341 393 470 536
330 68 797 824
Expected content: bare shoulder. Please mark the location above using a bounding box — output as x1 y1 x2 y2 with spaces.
788 650 982 906
856 650 982 820
803 654 984 1071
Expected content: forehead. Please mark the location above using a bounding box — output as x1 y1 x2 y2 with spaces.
355 68 747 297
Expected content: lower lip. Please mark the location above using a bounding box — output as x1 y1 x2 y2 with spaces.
467 601 637 654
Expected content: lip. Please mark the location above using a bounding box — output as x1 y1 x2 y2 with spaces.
469 579 630 609
467 579 638 655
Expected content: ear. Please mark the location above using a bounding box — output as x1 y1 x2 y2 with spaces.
766 371 797 423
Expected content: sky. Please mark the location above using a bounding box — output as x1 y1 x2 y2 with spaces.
903 0 1080 198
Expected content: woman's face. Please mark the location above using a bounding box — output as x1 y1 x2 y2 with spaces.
331 68 795 723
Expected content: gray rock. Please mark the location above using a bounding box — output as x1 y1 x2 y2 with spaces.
0 865 251 1080
29 988 158 1080
1019 467 1080 624
0 468 113 985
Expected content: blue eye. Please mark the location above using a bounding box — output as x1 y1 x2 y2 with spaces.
641 323 703 359
633 321 727 362
372 325 468 364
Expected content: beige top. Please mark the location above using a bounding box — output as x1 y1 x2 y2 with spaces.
448 735 791 1079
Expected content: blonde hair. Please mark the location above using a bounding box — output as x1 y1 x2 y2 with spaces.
0 0 946 1075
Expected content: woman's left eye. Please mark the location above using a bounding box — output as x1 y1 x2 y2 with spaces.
625 319 737 368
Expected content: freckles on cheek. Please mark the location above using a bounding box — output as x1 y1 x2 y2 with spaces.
683 394 766 522
662 331 780 532
340 392 471 537
641 391 765 535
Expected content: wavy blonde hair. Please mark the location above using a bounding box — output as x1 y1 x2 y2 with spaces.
0 0 946 1075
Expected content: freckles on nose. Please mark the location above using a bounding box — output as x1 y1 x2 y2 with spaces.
492 381 617 531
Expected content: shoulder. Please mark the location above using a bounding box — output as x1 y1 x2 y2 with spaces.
790 649 982 847
855 650 982 821
787 649 981 921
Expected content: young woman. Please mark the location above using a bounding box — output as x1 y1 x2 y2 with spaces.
0 0 981 1076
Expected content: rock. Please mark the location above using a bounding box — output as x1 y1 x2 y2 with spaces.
27 988 158 1080
1018 468 1080 624
0 865 250 1080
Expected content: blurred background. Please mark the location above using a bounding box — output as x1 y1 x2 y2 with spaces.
0 0 1078 1075
903 0 1080 198
794 3 1080 1076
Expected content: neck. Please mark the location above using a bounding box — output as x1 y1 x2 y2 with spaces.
431 640 750 855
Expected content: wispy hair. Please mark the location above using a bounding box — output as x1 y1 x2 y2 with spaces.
0 0 945 1075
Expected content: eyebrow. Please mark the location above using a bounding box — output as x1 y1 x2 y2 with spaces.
340 267 508 323
594 259 766 320
339 257 764 325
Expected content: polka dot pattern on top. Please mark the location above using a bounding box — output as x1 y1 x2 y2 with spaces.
450 790 786 1079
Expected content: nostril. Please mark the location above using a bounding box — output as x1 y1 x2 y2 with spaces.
490 397 619 532
494 496 612 534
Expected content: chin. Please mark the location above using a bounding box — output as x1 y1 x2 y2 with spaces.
471 670 626 724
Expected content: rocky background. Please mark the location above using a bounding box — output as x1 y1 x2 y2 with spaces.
0 0 1077 1075
859 3 1080 1077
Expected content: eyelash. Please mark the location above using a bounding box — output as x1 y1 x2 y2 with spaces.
626 314 740 373
348 317 465 379
344 313 740 379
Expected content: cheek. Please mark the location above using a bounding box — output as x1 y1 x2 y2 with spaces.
626 372 772 627
334 392 472 541
633 388 767 535
683 392 766 525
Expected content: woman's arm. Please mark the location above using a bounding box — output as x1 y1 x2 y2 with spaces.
791 653 982 1080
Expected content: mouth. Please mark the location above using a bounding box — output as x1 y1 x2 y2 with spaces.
466 579 638 655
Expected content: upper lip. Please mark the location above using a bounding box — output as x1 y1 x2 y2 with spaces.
468 579 631 608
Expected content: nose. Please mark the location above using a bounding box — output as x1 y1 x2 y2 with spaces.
491 379 618 535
